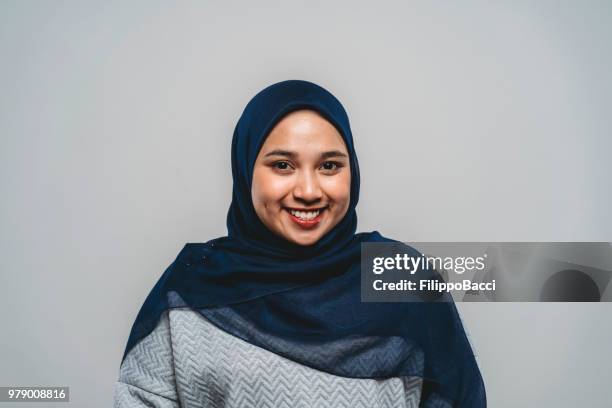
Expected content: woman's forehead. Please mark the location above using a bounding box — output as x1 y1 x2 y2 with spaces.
261 109 348 151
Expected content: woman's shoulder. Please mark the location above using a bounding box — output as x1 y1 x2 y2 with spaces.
117 308 177 402
118 291 196 381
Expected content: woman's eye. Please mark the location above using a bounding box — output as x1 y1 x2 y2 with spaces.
321 161 341 171
273 161 291 171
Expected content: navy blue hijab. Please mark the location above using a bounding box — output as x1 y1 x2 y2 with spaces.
121 80 486 407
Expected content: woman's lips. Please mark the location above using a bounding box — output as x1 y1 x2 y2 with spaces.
285 208 325 229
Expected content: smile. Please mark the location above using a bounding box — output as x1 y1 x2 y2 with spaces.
284 207 327 228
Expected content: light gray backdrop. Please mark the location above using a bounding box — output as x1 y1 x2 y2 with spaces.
1 1 611 407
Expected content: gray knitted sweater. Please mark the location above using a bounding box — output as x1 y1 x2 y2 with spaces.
113 300 426 407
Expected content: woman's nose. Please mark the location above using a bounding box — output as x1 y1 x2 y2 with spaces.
293 171 323 203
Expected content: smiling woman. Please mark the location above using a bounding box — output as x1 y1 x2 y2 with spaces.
252 109 351 246
113 80 486 408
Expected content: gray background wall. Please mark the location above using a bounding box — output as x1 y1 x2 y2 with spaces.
1 1 611 407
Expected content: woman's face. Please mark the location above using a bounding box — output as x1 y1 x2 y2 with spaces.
251 109 351 246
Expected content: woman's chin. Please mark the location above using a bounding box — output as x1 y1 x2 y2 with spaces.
277 212 329 246
284 229 324 247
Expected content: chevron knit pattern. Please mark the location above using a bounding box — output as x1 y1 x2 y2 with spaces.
114 307 423 407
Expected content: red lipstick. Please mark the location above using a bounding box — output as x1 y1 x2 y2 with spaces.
285 208 325 229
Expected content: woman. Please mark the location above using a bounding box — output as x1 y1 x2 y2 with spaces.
113 80 486 407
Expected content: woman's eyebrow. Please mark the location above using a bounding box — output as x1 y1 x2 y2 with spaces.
320 150 348 159
264 149 297 158
264 149 348 159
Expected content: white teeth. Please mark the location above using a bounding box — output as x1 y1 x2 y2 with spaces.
289 209 321 220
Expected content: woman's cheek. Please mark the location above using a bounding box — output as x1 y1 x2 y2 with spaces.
323 173 351 201
264 175 293 200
